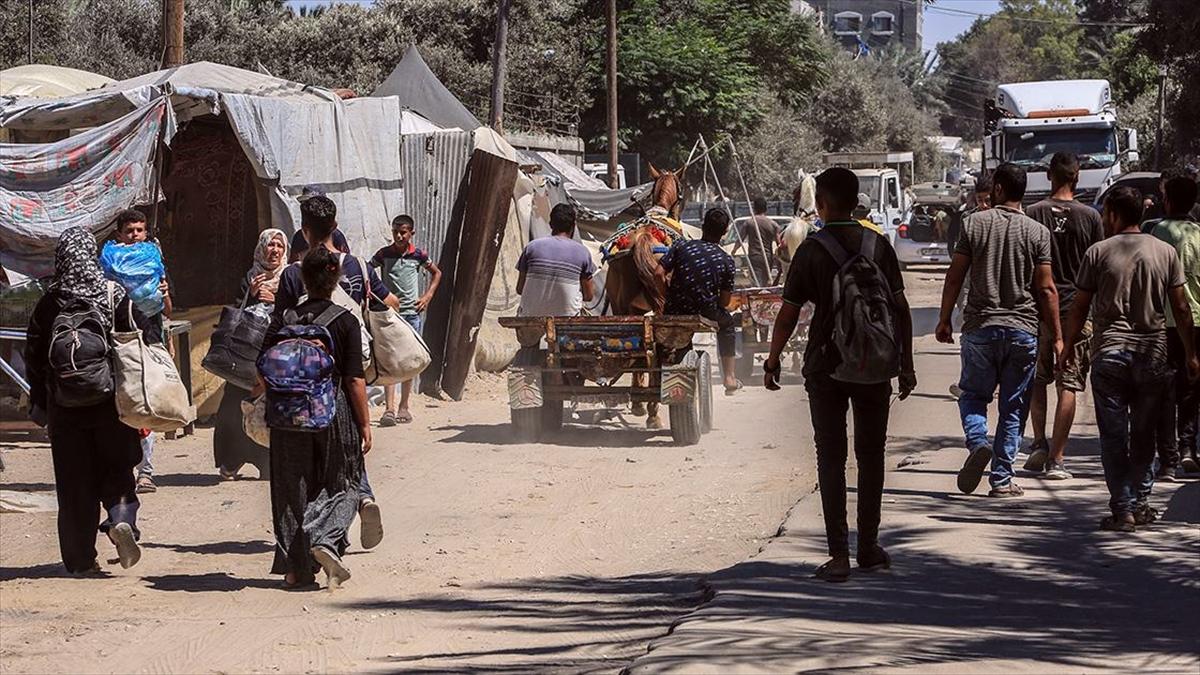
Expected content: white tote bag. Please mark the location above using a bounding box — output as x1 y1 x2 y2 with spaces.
366 307 432 385
111 302 196 432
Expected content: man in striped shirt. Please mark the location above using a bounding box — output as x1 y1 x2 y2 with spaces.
516 204 596 317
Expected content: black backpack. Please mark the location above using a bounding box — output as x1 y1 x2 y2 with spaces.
47 285 115 407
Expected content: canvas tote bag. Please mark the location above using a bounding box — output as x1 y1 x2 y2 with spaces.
201 286 270 390
365 301 432 385
111 300 196 432
240 394 271 447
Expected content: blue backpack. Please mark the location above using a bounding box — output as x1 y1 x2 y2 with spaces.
257 306 346 432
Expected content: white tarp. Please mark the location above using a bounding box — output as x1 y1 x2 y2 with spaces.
0 64 115 99
221 94 404 255
0 97 176 277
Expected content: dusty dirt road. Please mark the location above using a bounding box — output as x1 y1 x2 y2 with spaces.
1 368 819 673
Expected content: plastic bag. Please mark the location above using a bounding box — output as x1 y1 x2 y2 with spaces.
100 241 165 317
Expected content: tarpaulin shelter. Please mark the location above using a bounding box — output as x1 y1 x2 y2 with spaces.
0 64 115 100
372 45 482 132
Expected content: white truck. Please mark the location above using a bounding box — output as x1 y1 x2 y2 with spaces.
822 151 914 244
984 79 1139 204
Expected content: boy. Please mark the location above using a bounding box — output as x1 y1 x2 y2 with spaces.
109 209 172 495
370 215 442 426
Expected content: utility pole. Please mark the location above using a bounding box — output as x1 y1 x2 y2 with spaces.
1154 63 1167 171
605 0 619 189
489 0 512 132
27 0 34 64
164 0 185 68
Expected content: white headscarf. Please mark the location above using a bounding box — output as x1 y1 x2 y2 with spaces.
248 228 289 294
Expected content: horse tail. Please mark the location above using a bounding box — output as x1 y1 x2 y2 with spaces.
632 230 665 313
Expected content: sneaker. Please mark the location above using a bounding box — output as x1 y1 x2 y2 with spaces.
957 446 992 494
949 384 963 400
1181 456 1200 474
1023 440 1049 472
1155 465 1177 483
1043 461 1073 480
988 482 1025 498
107 523 141 569
310 546 351 587
359 499 384 550
1133 503 1159 525
379 411 398 428
1100 513 1136 532
135 475 156 494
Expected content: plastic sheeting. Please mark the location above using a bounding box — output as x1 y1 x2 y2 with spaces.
220 94 404 255
0 98 176 277
372 46 482 132
0 64 115 99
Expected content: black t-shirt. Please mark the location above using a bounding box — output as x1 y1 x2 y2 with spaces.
782 222 905 377
661 239 736 315
1025 198 1103 309
263 298 364 379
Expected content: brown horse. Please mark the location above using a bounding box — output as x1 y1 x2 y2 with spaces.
604 165 686 429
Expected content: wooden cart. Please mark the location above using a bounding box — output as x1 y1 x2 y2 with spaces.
498 314 717 445
729 286 813 382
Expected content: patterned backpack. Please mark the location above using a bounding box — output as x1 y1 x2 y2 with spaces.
257 305 346 432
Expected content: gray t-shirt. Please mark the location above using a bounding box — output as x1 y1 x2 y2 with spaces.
516 235 597 317
1075 233 1185 360
955 205 1053 335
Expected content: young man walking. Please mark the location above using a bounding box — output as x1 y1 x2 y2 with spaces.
1150 175 1200 477
1025 153 1105 479
936 163 1060 498
735 196 778 286
1062 186 1198 531
765 167 916 582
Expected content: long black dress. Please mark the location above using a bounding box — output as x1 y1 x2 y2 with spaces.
263 298 365 583
212 278 271 478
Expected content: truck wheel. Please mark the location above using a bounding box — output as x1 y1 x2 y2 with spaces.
698 350 714 434
669 399 701 446
512 406 543 441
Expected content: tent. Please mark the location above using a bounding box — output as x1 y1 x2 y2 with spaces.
0 64 115 99
372 45 482 132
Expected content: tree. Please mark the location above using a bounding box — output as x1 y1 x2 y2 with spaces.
1140 0 1200 162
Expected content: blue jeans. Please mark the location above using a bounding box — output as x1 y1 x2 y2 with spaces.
1091 350 1173 515
957 326 1038 488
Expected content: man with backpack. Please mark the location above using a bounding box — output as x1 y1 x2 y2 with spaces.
936 163 1061 498
764 167 917 583
273 195 399 552
25 227 163 575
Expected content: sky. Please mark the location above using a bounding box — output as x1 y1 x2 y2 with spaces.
286 0 1002 54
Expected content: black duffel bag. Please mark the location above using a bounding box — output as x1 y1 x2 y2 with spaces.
201 289 270 390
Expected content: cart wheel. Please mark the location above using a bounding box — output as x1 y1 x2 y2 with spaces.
669 352 703 446
698 350 714 434
512 406 543 441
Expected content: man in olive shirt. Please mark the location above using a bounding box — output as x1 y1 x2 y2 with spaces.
1025 153 1105 480
1150 175 1200 477
1063 186 1198 531
936 163 1061 498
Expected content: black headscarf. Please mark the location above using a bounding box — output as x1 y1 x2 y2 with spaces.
50 227 125 328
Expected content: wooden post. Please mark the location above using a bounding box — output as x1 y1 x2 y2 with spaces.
164 0 185 68
489 0 511 132
605 0 619 188
27 0 33 64
1154 63 1167 171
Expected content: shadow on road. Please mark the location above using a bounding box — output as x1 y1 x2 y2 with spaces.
434 423 678 448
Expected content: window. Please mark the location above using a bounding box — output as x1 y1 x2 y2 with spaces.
833 11 862 35
871 11 895 35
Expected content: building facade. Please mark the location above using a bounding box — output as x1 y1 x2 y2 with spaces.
803 1 923 54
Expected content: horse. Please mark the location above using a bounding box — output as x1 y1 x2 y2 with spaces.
603 164 685 429
777 170 817 280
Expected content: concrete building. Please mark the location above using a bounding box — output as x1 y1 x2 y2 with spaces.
802 1 923 54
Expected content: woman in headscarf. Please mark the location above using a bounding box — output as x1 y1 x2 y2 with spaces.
213 228 289 480
24 226 162 575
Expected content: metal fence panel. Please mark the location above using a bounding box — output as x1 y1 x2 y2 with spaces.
400 130 474 291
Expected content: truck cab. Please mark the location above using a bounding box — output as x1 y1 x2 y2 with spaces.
822 152 913 244
985 80 1138 204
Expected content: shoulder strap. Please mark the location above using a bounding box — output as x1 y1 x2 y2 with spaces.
312 305 348 328
859 228 876 260
813 229 850 267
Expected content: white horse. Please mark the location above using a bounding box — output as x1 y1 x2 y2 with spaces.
776 170 817 280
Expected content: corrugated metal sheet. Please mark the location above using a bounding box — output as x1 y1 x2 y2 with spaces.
401 130 474 292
